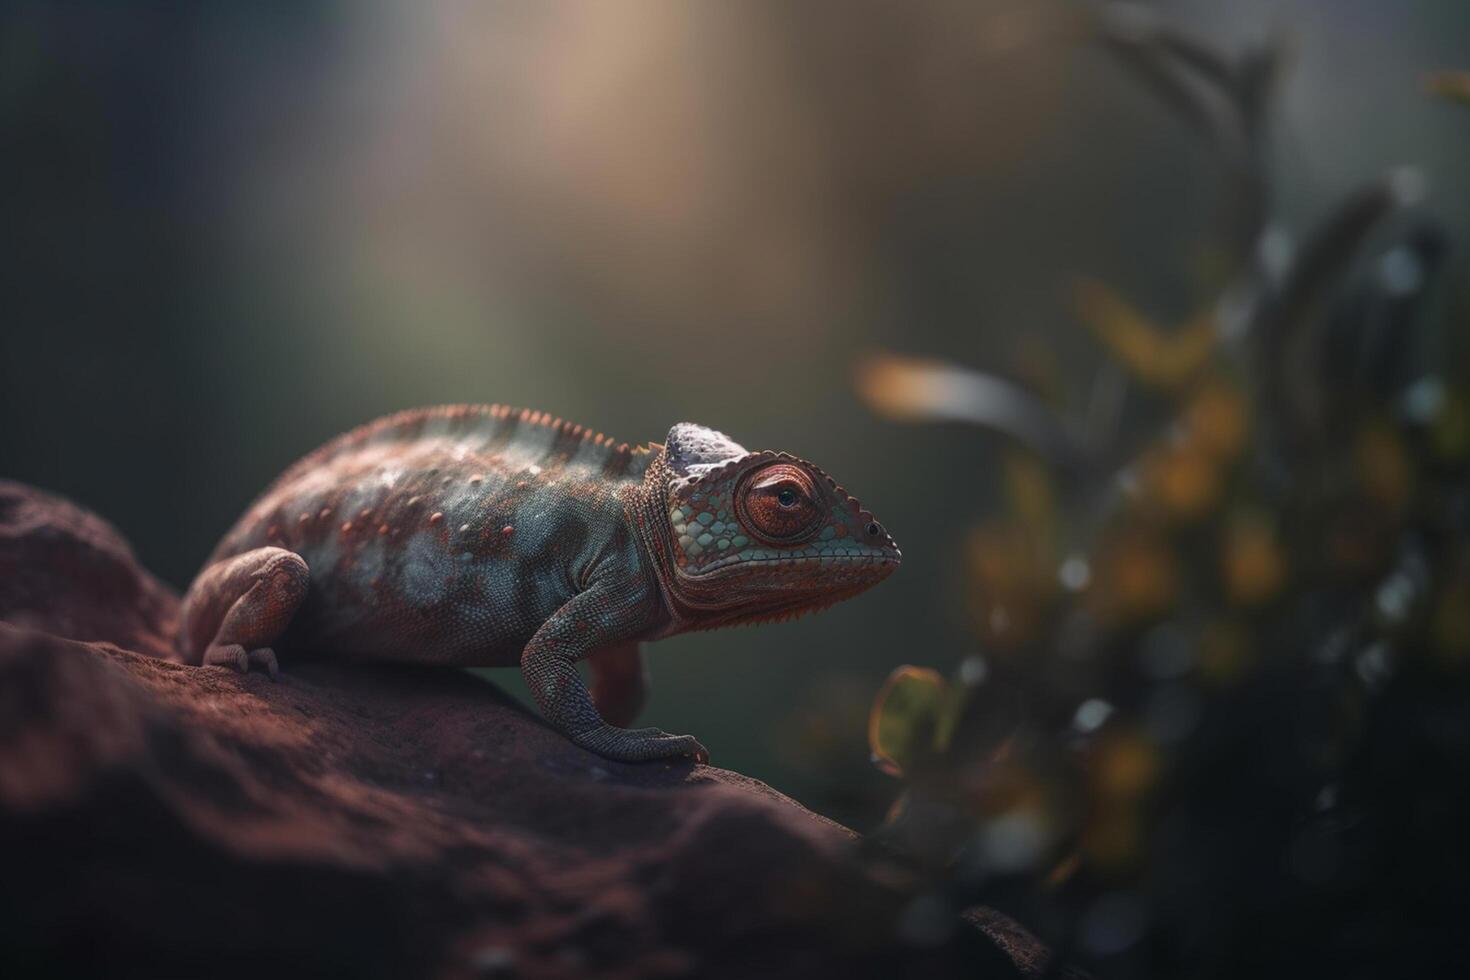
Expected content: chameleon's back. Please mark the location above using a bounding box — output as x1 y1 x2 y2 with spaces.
196 405 659 665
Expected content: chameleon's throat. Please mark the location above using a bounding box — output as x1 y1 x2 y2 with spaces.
625 453 706 636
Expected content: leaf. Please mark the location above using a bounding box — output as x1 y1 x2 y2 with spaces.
1355 420 1413 514
1072 278 1218 390
1220 511 1288 607
1141 441 1222 523
869 666 949 777
1426 71 1470 108
1184 377 1249 460
855 354 1088 470
1089 526 1180 626
965 520 1052 653
1004 451 1057 546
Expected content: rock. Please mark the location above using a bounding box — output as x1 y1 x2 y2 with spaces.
0 482 1052 978
0 480 179 661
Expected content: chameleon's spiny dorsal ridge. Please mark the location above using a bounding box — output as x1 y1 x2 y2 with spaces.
265 403 662 500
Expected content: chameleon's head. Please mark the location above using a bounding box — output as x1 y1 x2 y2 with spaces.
650 423 900 627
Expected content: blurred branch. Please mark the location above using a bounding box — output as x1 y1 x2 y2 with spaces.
1092 2 1279 270
1323 221 1451 407
1251 170 1426 445
1094 3 1241 149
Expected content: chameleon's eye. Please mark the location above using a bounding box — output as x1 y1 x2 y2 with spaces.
738 463 822 544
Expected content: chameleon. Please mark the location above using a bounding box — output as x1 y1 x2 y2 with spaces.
178 405 901 762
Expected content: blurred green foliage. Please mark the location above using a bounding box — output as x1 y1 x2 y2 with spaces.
861 6 1470 976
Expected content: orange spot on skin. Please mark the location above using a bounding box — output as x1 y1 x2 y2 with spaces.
298 513 310 524
378 523 390 535
318 508 331 520
429 512 444 525
341 522 353 533
359 508 371 519
502 525 515 536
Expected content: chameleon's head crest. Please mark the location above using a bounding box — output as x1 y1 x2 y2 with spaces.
664 422 749 481
654 423 900 628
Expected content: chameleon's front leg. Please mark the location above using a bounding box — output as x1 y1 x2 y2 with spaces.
521 586 706 763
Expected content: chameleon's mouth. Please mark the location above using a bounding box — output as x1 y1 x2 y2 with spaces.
660 544 899 625
673 569 895 627
673 547 901 615
686 517 902 579
690 547 901 579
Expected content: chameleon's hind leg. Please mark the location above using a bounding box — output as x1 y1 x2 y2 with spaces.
589 642 649 728
179 547 310 679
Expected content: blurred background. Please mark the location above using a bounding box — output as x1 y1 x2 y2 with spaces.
4 0 1470 846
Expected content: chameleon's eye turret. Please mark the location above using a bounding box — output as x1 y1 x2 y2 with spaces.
737 463 823 544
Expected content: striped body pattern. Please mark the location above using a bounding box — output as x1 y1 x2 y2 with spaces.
178 405 900 762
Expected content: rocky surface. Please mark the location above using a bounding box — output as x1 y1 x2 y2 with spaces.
0 480 1051 978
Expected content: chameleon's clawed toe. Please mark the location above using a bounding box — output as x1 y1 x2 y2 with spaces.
653 733 708 764
577 724 708 763
202 643 280 679
247 647 280 680
202 643 249 673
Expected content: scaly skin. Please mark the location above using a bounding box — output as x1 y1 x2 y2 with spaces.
178 405 900 762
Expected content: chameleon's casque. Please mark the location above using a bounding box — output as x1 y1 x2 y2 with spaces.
178 405 900 761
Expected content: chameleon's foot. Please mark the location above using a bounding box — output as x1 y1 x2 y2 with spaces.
247 647 280 679
180 547 308 677
575 724 708 764
202 643 280 680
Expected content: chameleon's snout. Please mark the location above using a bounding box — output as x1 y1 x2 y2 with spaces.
855 511 901 569
869 526 900 566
